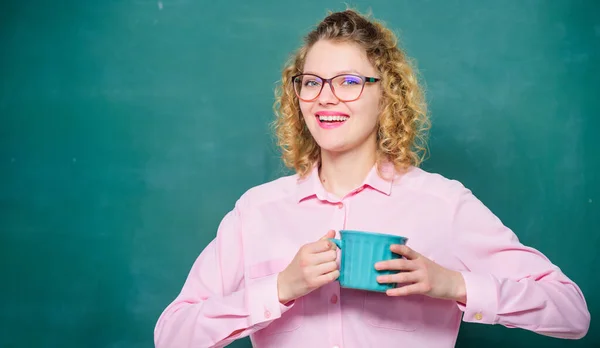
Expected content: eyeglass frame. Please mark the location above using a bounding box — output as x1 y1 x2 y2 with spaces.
291 73 381 102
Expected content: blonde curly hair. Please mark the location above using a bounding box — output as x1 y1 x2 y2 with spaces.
272 9 430 178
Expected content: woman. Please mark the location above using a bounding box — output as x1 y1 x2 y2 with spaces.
154 9 590 348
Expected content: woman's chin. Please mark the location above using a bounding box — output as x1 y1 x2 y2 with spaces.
317 142 352 155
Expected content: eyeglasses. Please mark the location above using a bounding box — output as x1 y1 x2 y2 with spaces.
292 73 381 102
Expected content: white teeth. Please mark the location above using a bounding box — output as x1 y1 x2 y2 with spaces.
318 115 349 122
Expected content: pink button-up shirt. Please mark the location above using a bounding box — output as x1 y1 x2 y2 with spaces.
154 164 590 348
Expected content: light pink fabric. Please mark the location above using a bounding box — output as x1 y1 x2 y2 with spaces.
154 164 589 348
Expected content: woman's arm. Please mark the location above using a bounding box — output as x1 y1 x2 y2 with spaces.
154 200 292 348
451 184 590 339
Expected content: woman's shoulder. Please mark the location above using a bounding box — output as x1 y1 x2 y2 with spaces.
398 166 474 202
234 173 301 209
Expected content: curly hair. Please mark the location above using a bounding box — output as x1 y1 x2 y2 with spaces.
272 9 430 178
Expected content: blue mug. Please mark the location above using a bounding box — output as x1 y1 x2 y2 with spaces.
329 230 408 292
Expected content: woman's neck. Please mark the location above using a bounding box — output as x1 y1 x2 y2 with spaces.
319 146 377 198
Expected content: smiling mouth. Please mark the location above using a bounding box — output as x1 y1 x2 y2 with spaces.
316 115 349 123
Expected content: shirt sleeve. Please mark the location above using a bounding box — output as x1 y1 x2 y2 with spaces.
154 199 294 348
450 184 590 339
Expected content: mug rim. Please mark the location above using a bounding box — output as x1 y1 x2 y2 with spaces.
339 229 408 242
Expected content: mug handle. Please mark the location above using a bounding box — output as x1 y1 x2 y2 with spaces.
328 238 343 249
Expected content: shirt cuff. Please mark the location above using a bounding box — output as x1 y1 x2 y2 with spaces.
246 273 295 326
456 271 498 325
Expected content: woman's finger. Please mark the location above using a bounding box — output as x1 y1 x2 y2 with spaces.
315 269 340 285
308 239 336 253
390 244 420 260
312 249 337 264
385 282 429 297
314 260 338 276
374 257 417 271
377 270 420 284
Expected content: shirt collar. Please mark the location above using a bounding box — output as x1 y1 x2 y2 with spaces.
295 165 325 203
295 161 396 203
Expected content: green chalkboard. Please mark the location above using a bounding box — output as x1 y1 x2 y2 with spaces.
0 1 598 347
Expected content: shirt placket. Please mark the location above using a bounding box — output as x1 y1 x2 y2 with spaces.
327 198 348 348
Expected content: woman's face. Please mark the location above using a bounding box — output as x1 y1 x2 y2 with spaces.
298 39 382 156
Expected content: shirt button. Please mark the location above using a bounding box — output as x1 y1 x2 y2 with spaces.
337 202 344 209
474 312 483 320
264 310 271 319
330 294 338 304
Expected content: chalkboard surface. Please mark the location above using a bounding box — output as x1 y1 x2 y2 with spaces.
1 1 598 347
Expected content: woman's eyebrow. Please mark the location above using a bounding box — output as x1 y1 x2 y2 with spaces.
302 69 363 76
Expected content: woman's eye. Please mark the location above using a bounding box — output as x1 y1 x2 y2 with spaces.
341 78 360 85
304 80 321 87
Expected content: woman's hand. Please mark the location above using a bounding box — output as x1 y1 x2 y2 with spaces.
277 230 339 304
375 244 467 304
